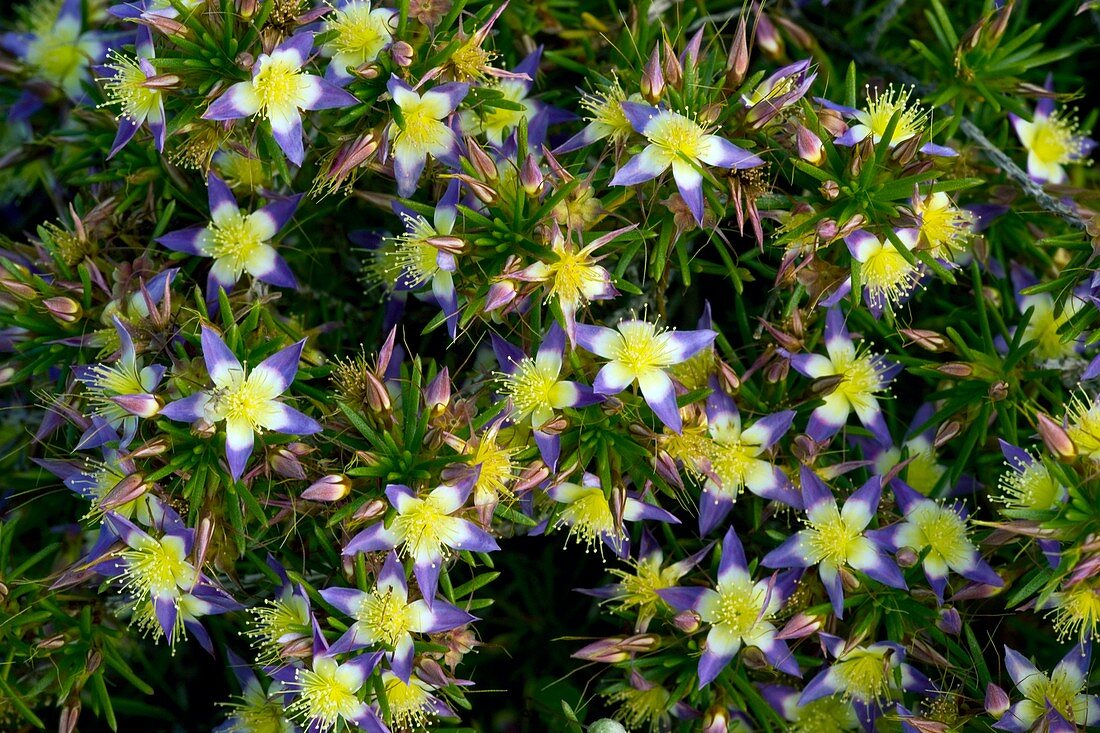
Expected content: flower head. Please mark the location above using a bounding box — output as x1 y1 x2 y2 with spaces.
843 228 922 314
99 29 167 158
4 0 106 101
762 468 905 617
342 479 499 606
787 308 901 446
217 650 295 733
157 173 302 294
912 191 974 260
661 526 801 687
870 481 1003 601
741 59 817 129
158 327 322 481
610 103 764 223
995 644 1099 732
576 317 717 433
322 0 398 82
492 320 600 469
1010 81 1096 184
244 558 312 667
379 671 452 731
555 76 638 153
286 652 382 732
546 472 678 557
321 551 475 681
836 85 928 148
760 685 860 733
388 76 468 196
996 439 1067 513
73 316 164 450
203 33 357 165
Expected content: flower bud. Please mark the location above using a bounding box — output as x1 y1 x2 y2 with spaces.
484 280 517 312
900 328 952 352
641 46 664 104
702 706 730 733
936 362 974 378
775 611 822 640
755 11 784 59
740 645 769 669
194 515 214 568
520 154 544 196
44 296 82 325
390 41 414 67
661 40 682 89
58 698 81 733
130 436 170 458
424 367 451 416
933 420 962 448
726 14 750 87
989 380 1010 401
985 682 1010 718
270 448 307 480
98 474 149 511
895 546 920 568
138 13 189 37
302 474 352 502
936 607 962 635
111 393 162 418
353 63 381 79
281 636 314 659
37 633 66 650
839 565 861 592
1038 412 1077 461
820 179 840 200
588 720 627 733
465 137 497 181
795 124 824 164
0 276 35 300
572 637 631 664
353 498 388 521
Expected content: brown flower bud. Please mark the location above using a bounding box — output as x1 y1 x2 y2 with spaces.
44 296 82 324
390 41 414 67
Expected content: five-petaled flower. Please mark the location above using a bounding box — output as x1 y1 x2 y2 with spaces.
2 0 105 104
610 103 764 224
787 308 901 446
660 526 801 687
576 317 717 434
1010 78 1096 184
841 228 922 315
283 628 386 733
99 28 167 158
388 76 469 196
203 32 357 165
321 0 398 83
156 173 302 294
491 320 600 470
995 644 1100 732
869 481 1003 602
320 551 476 681
158 326 322 481
762 468 906 618
342 479 500 606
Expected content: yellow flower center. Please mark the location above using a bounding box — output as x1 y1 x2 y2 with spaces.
833 648 894 702
327 4 392 64
604 684 672 730
207 212 266 276
903 443 945 495
705 580 768 637
101 51 160 120
708 440 760 498
1021 298 1075 361
997 454 1062 511
1067 396 1100 461
610 322 675 378
805 505 862 566
907 503 972 567
544 246 604 305
391 215 441 288
1032 672 1083 720
223 696 287 733
557 488 620 552
917 193 973 258
746 76 798 107
246 595 311 665
383 675 433 730
252 57 307 115
78 360 148 424
356 588 413 646
396 98 448 152
828 349 884 413
609 557 678 612
391 495 457 561
858 85 927 145
1029 115 1078 166
470 437 517 502
290 660 363 731
1049 583 1100 642
26 24 85 86
502 358 559 424
450 39 496 82
477 81 530 138
121 536 196 597
860 242 919 306
646 111 708 161
208 374 273 432
580 82 632 142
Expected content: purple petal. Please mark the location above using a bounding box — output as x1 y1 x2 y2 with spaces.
271 112 305 166
225 426 254 482
657 586 709 611
253 251 298 289
343 522 400 555
533 430 560 472
207 172 238 217
320 587 367 616
255 193 302 233
490 334 525 374
761 532 814 569
851 547 907 589
252 340 304 394
424 82 469 116
758 635 801 677
154 595 179 642
608 150 665 186
203 82 257 121
664 329 717 362
275 32 314 66
419 600 476 633
156 226 208 255
159 392 207 423
201 327 242 384
698 648 734 688
700 135 764 169
303 76 358 110
717 525 748 582
108 116 141 159
798 467 834 512
620 101 658 133
448 519 501 553
392 634 414 681
799 668 838 705
264 404 322 435
413 558 442 609
698 490 734 536
638 369 682 433
745 410 795 450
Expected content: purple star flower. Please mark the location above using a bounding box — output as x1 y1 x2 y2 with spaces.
342 478 500 608
759 684 860 731
156 173 302 294
995 644 1099 732
158 327 322 481
786 308 902 446
98 27 167 157
695 381 800 534
800 632 933 730
609 102 764 223
1009 75 1096 185
576 318 716 434
387 76 469 196
491 320 601 470
203 32 357 166
740 59 817 129
868 481 1003 602
660 526 802 687
761 468 906 618
320 551 476 681
73 316 165 450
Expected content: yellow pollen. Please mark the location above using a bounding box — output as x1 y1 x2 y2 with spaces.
25 23 85 86
789 696 858 733
327 3 392 64
1021 298 1076 361
1033 672 1083 721
391 495 457 562
860 243 919 306
222 695 287 733
544 247 604 304
246 595 311 665
557 488 620 552
1029 114 1085 166
997 454 1062 511
78 361 147 423
391 225 441 287
902 444 945 495
395 98 449 152
251 57 308 116
907 503 972 567
207 212 266 276
859 85 927 145
706 580 767 637
383 675 434 730
708 440 760 498
210 375 272 432
828 349 884 412
805 505 862 566
916 193 973 258
356 588 412 646
470 437 517 502
833 648 894 702
451 39 496 81
101 51 160 120
604 684 672 730
120 537 196 599
646 111 708 161
1048 583 1100 642
580 82 632 142
611 322 675 377
501 358 559 424
609 557 677 612
289 660 363 731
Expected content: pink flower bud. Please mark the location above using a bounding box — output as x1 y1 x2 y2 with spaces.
98 474 148 511
672 610 701 633
484 280 517 312
936 607 962 635
795 124 825 164
424 367 451 415
390 41 414 67
985 682 1010 718
270 448 307 480
726 14 750 86
111 393 161 418
1037 413 1077 461
755 11 784 59
775 611 822 640
302 474 352 502
353 498 388 521
895 546 920 568
641 46 664 104
44 296 82 325
520 154 544 196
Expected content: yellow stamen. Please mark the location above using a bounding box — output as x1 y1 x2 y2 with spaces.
857 85 927 146
206 212 266 278
101 51 160 121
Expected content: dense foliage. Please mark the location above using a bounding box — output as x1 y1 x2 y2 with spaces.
1 0 1099 731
